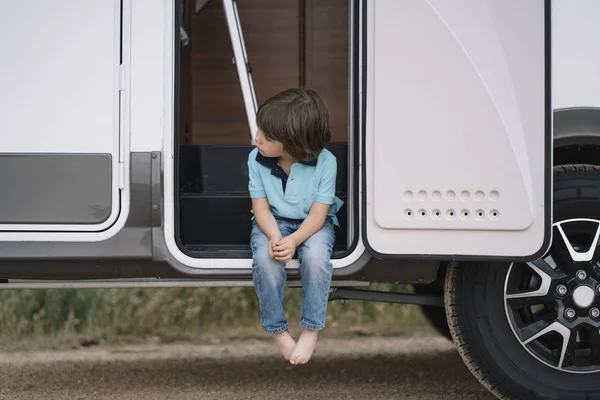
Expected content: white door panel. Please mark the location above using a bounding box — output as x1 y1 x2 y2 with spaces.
0 1 120 153
0 0 130 238
364 0 550 258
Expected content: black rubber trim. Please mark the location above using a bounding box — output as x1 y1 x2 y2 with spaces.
119 0 123 64
361 0 553 262
173 0 185 255
341 0 362 260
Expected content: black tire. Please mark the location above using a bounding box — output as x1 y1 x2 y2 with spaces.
413 284 452 341
445 165 600 400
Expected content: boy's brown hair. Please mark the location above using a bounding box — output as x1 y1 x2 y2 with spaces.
256 88 331 161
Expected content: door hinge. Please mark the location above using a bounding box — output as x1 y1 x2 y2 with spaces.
118 64 127 92
118 162 125 189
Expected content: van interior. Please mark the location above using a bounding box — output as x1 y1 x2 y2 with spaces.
175 0 356 258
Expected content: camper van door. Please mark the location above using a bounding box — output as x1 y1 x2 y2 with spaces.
362 0 551 260
0 0 131 241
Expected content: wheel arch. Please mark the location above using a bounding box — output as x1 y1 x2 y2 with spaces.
554 108 600 166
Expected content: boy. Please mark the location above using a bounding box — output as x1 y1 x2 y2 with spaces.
247 88 343 365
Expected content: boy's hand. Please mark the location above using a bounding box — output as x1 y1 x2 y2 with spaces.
268 234 282 259
273 235 298 263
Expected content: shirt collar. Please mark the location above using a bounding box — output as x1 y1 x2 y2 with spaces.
255 152 318 168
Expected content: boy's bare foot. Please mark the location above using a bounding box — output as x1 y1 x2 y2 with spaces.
272 330 296 360
289 329 318 365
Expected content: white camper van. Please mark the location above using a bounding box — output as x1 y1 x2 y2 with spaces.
1 0 599 398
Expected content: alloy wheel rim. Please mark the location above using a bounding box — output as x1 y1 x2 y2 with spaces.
504 218 600 374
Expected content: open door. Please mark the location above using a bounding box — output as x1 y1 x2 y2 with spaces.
0 0 130 240
362 0 551 260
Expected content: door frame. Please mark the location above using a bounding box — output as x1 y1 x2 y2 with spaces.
162 0 366 270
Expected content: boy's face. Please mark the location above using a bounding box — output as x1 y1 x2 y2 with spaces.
255 129 285 158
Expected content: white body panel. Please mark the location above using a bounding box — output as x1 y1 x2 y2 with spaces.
0 0 130 239
0 2 117 154
5 0 600 263
365 0 548 257
130 0 165 152
552 0 600 110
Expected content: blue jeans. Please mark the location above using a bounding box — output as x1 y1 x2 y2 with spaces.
251 218 335 334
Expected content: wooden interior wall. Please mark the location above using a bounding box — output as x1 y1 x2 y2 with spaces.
179 0 193 145
179 0 349 146
304 0 349 144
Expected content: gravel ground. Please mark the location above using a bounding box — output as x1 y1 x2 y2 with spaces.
0 333 493 400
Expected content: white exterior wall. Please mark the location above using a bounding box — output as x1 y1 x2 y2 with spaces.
2 1 598 255
552 0 600 110
130 0 166 152
127 0 600 152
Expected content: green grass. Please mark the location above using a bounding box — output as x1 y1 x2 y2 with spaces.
0 284 430 351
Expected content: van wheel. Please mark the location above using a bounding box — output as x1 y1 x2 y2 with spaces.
444 165 600 399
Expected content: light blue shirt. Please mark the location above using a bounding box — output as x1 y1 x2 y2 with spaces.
247 147 344 226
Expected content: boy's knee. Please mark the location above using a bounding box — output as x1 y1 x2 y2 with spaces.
299 234 333 266
251 227 272 264
253 248 275 268
299 249 332 277
303 224 335 252
301 250 329 265
253 248 285 282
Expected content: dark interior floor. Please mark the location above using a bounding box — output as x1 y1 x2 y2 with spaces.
178 144 349 256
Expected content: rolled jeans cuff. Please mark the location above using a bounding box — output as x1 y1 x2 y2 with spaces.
300 319 325 331
264 324 289 335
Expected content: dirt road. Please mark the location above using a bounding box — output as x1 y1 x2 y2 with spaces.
0 333 493 400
